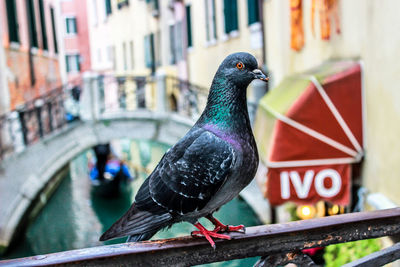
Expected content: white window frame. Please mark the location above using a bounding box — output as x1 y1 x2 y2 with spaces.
66 53 80 73
205 0 217 47
129 41 134 70
64 15 77 36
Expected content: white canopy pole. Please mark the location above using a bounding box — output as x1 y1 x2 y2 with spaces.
308 75 363 154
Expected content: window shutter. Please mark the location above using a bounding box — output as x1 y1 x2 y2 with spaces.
205 0 210 41
73 18 77 33
6 0 19 43
231 0 238 31
66 56 70 72
212 0 217 39
76 55 81 71
186 5 192 47
144 34 155 70
144 35 151 68
27 0 38 47
169 24 176 64
224 0 230 33
224 0 238 33
248 0 260 25
105 0 112 15
50 7 58 53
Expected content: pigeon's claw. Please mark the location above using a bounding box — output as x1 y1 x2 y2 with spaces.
207 215 246 233
192 222 231 249
225 224 246 233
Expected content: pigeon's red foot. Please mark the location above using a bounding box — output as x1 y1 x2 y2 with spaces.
191 222 231 249
207 215 246 233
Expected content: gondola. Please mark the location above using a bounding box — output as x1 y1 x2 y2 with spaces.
89 158 133 198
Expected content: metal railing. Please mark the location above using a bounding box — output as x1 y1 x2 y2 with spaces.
0 79 80 160
1 208 399 266
0 74 211 161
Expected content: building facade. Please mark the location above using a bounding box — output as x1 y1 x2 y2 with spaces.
184 0 264 88
262 0 400 210
86 0 266 111
0 0 62 110
59 0 91 83
87 0 186 77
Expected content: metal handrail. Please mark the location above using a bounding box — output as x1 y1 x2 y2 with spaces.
1 208 399 266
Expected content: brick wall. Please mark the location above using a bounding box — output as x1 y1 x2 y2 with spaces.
6 47 61 109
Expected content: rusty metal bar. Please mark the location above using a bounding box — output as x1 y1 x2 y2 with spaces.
255 251 319 267
1 208 400 267
342 241 400 267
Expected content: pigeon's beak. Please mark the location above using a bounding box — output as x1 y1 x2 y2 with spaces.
252 69 269 82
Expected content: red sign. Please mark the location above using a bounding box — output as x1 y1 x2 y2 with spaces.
267 164 351 206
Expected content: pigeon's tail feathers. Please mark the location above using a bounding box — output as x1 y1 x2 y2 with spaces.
99 203 172 241
126 230 158 242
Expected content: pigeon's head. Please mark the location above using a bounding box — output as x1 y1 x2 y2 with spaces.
216 52 268 88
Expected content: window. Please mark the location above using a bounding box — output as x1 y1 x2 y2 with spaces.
247 0 260 25
50 7 58 53
106 45 113 62
154 0 159 13
112 46 116 70
38 0 48 50
169 24 176 64
97 48 102 63
122 42 127 71
175 21 183 61
65 17 77 35
27 0 38 48
5 0 19 43
205 0 217 42
144 33 155 73
66 54 80 73
223 0 239 34
129 41 134 70
146 0 159 15
117 0 129 9
186 5 192 48
91 0 98 25
155 30 161 67
105 0 112 16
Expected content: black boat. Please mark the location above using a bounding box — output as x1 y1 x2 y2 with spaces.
89 144 133 198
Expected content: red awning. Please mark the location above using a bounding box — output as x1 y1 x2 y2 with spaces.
254 61 363 206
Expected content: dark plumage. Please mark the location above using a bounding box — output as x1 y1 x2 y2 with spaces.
100 52 268 247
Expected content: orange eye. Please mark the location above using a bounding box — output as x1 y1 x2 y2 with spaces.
236 62 244 70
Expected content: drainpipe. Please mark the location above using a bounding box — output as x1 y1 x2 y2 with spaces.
258 0 269 92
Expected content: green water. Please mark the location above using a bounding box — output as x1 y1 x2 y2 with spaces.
4 139 261 266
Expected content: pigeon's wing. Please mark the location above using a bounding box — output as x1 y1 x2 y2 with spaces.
139 129 236 215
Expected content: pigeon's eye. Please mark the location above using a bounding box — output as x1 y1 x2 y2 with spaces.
236 62 244 70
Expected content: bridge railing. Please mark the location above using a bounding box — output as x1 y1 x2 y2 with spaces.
86 73 258 123
0 79 82 160
87 74 209 120
1 208 399 266
0 74 210 161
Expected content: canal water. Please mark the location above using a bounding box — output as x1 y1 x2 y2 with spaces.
5 139 261 266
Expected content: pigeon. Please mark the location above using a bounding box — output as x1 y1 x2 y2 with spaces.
100 52 268 248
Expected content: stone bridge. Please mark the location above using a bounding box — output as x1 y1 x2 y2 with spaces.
0 110 194 253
